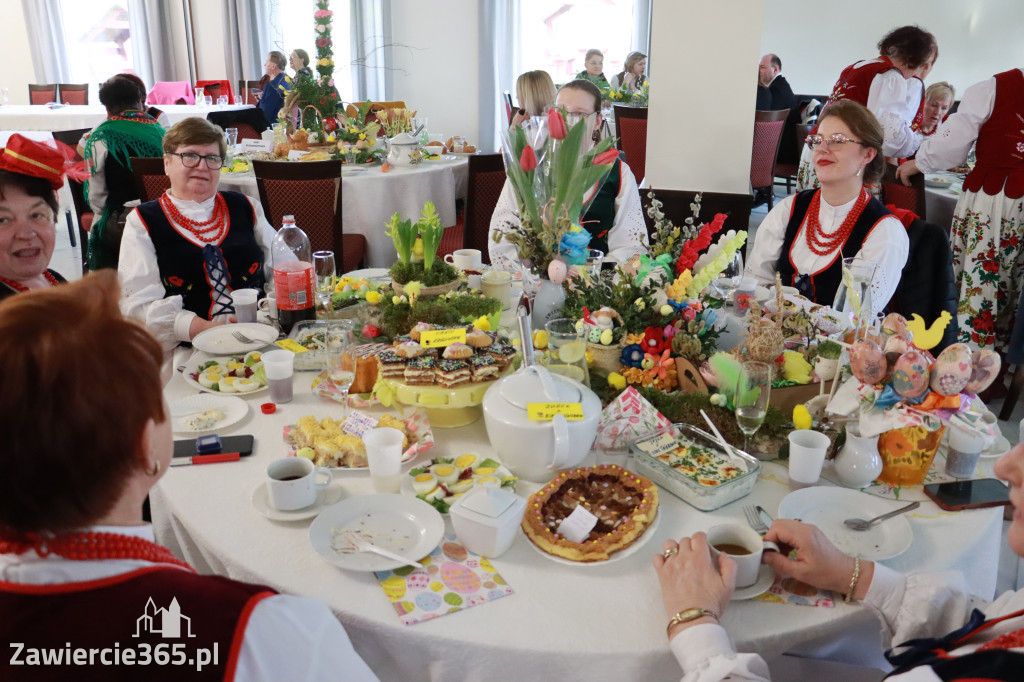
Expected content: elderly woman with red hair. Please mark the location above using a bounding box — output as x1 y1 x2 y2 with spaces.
0 272 377 681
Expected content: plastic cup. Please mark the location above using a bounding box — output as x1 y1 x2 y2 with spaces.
787 430 830 489
262 349 295 403
946 425 985 479
230 289 258 323
364 427 405 493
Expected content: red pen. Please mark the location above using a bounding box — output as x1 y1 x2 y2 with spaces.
169 453 242 467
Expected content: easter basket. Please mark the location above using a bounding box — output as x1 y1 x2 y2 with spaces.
587 337 627 374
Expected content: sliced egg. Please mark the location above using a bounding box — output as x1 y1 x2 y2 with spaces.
433 464 458 485
201 363 225 375
197 372 221 389
233 378 260 393
454 454 477 469
218 376 239 393
475 476 500 486
412 473 437 495
472 467 496 477
244 351 262 367
425 486 448 502
450 479 475 494
227 361 246 373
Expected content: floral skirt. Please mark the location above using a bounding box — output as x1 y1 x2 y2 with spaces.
795 145 819 192
950 189 1024 351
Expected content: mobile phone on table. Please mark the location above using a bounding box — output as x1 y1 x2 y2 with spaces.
923 478 1011 511
173 435 255 458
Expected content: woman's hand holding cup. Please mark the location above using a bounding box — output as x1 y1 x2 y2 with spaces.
763 519 873 597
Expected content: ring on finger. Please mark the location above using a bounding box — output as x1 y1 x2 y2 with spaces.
662 548 678 559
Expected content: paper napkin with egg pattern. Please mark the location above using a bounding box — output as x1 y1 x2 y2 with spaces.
374 536 514 625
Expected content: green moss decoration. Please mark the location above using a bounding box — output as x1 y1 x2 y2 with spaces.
389 260 460 286
377 290 502 338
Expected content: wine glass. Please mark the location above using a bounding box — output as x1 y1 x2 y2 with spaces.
735 361 772 456
313 250 336 320
327 321 355 415
715 250 744 301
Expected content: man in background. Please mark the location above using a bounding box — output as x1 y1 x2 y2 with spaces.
257 51 293 126
755 54 798 207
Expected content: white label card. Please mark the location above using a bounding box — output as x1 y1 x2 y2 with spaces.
342 412 379 438
557 505 599 543
240 138 271 153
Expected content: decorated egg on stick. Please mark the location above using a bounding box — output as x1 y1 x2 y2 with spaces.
891 349 932 398
849 338 886 385
963 349 1001 395
929 343 973 396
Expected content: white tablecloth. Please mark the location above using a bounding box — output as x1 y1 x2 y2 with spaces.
220 159 469 267
0 104 255 132
925 184 960 234
152 355 1002 680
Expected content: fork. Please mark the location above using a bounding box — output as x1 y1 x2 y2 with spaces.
231 330 257 344
743 505 769 535
333 531 424 568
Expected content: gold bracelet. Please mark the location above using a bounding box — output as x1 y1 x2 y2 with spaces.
666 607 718 637
844 557 861 603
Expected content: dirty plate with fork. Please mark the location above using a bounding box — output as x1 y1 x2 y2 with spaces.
191 322 279 354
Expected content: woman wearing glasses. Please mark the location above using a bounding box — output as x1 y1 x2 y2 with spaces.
745 100 908 315
120 117 275 356
796 25 937 190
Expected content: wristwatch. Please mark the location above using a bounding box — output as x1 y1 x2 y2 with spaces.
666 607 718 637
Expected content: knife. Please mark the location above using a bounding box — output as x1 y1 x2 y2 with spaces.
756 505 774 531
170 453 241 467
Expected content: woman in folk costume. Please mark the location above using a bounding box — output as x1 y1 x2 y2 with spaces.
797 25 937 190
84 75 166 270
745 100 908 317
0 273 377 681
119 117 275 359
897 67 1024 354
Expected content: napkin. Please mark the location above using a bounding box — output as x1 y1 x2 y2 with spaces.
756 574 835 608
593 386 673 453
374 536 514 625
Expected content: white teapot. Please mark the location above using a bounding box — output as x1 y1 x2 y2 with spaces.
386 132 421 166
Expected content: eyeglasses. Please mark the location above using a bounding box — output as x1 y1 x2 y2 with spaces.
167 152 225 169
565 111 598 126
805 133 865 151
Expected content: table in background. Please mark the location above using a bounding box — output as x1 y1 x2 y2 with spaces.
152 356 1001 681
0 104 255 132
925 183 961 234
219 159 469 267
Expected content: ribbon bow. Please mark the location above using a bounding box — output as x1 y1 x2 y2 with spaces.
636 254 674 286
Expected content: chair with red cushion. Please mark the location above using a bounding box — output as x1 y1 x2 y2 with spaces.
195 79 234 103
613 105 648 185
239 80 263 106
57 84 89 105
463 153 507 265
252 160 366 272
28 84 58 105
750 109 789 209
880 163 928 222
206 109 269 140
128 157 171 204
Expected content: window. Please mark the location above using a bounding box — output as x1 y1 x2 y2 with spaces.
267 0 352 99
61 0 134 100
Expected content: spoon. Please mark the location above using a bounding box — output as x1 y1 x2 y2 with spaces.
843 501 920 531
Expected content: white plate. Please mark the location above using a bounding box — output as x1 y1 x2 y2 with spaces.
925 174 959 189
191 323 279 354
342 267 390 281
169 394 249 433
251 483 344 521
181 353 269 396
778 487 912 560
980 434 1013 459
526 511 661 566
309 494 445 571
732 564 775 600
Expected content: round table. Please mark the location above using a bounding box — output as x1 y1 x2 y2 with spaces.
153 351 1002 680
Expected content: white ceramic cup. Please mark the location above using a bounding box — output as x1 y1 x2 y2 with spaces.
230 289 258 323
445 248 482 270
946 424 986 478
364 427 405 493
262 349 295 404
707 523 779 588
788 430 830 487
266 457 332 511
480 270 513 310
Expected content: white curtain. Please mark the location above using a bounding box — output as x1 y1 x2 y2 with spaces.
224 0 271 85
633 0 652 67
129 0 185 84
478 0 520 154
349 0 391 103
22 0 71 84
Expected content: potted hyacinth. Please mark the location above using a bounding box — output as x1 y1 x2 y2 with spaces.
386 201 460 298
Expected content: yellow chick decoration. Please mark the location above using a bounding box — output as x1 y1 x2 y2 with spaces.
608 372 626 390
411 237 425 262
404 281 422 305
781 350 813 384
365 290 383 305
792 405 813 430
472 315 491 332
907 311 952 351
532 329 549 349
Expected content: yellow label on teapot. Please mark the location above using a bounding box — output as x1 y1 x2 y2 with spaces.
527 402 583 421
420 328 467 348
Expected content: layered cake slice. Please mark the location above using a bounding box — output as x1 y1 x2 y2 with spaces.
377 349 407 379
487 343 516 370
435 358 470 387
468 354 500 382
404 356 437 385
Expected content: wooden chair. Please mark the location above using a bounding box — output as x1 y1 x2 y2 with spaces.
195 79 233 102
252 160 366 271
613 105 648 185
128 157 171 203
463 153 507 265
751 109 789 209
28 84 58 105
239 80 263 106
57 84 89 105
206 109 269 140
881 163 927 221
641 188 754 256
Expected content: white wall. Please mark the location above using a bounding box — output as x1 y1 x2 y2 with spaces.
191 1 228 83
3 0 39 104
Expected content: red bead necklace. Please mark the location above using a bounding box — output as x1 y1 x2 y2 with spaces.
159 191 229 242
0 531 193 571
803 188 870 256
0 270 60 293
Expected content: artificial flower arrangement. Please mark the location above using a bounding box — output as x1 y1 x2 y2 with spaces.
376 108 417 138
337 100 384 164
385 201 460 289
493 108 619 277
603 80 649 107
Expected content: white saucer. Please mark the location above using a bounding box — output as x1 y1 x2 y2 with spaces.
980 434 1013 459
732 564 775 600
251 483 344 521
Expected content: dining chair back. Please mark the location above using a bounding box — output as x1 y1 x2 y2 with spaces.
147 81 194 105
463 153 507 265
195 79 234 102
206 109 269 140
613 105 648 186
774 123 813 194
751 108 789 209
252 160 366 271
880 163 927 221
28 84 58 105
239 80 263 106
57 84 89 105
641 188 754 257
128 157 171 204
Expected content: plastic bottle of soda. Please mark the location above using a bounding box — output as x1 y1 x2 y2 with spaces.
271 215 315 334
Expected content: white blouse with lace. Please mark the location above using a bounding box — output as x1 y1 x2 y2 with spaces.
914 74 1008 173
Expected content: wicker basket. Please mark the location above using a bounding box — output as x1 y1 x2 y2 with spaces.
587 338 626 374
391 278 461 298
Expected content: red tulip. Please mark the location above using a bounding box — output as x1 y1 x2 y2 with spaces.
548 108 567 139
593 149 618 166
520 145 537 172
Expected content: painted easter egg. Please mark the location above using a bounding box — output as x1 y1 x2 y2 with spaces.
883 334 910 355
892 349 932 398
430 581 444 592
394 601 417 615
407 572 430 590
547 259 568 285
849 339 886 385
442 541 468 562
599 328 614 345
963 349 1002 395
415 591 443 611
380 576 407 601
440 561 482 594
479 558 497 574
588 327 602 343
881 312 909 338
443 593 464 607
930 343 973 396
